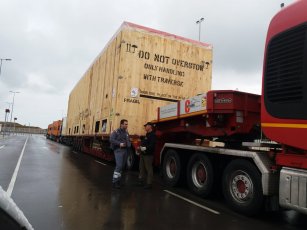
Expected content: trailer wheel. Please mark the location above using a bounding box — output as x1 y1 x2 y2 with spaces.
77 139 82 152
222 159 263 215
187 154 214 197
72 139 77 151
126 148 138 170
162 149 181 186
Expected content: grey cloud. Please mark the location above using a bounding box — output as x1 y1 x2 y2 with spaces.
0 0 295 127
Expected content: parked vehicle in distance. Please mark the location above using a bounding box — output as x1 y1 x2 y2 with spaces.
46 120 62 142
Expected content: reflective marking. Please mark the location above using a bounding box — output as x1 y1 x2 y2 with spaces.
95 160 106 166
164 190 220 215
0 145 5 150
7 137 28 197
262 122 307 129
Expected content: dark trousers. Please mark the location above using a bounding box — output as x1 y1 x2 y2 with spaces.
139 154 153 185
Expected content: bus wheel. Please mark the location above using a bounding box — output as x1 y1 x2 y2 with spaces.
222 159 263 215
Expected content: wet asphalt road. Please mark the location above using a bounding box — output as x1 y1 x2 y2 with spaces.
0 135 307 230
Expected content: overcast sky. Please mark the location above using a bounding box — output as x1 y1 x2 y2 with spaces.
0 0 295 128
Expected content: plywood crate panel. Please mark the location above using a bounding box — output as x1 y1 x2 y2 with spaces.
65 22 213 136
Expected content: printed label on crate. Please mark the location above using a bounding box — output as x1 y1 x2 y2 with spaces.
180 94 207 115
159 103 178 119
158 93 207 119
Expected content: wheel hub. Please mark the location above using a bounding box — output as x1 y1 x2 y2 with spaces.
192 162 207 188
197 165 206 183
236 180 246 193
230 171 253 201
170 162 176 173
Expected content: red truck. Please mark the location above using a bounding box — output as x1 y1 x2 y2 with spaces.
147 1 307 215
53 0 306 215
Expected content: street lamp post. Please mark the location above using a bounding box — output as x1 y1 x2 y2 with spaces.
0 58 12 77
196 17 204 41
9 91 20 123
3 109 10 137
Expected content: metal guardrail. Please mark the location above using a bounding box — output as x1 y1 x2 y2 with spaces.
1 127 46 136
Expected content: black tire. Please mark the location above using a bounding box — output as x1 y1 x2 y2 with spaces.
162 149 181 186
126 148 139 170
72 139 77 151
187 153 214 197
222 159 263 215
78 140 82 151
77 139 82 152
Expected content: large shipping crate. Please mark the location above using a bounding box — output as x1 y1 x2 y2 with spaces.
65 22 212 136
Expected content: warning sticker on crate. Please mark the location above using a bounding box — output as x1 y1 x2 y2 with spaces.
131 87 139 98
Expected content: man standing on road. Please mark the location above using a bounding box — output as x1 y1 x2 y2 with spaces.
110 119 131 189
138 122 156 189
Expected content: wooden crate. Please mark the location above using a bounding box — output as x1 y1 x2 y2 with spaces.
65 22 213 136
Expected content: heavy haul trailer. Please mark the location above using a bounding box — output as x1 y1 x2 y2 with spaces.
62 22 213 165
153 1 307 216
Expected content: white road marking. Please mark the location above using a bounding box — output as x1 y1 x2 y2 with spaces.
7 137 29 197
164 190 220 215
95 160 106 166
0 145 5 150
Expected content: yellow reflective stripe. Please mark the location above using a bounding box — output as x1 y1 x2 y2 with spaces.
262 123 307 129
179 110 207 119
